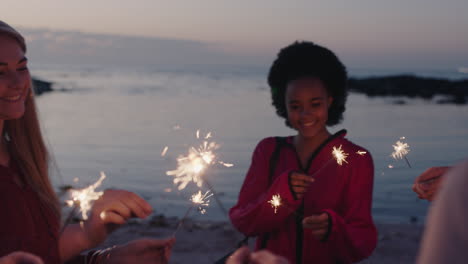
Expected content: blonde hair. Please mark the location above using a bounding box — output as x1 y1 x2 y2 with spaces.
0 20 60 217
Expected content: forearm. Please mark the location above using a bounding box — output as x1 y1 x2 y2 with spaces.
59 224 92 262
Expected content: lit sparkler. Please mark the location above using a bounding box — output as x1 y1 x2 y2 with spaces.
268 194 282 214
59 172 107 238
191 190 213 214
332 145 349 165
309 145 350 178
166 131 233 190
65 172 106 220
391 137 412 168
173 190 213 236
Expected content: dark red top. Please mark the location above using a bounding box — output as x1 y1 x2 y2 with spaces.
0 162 61 264
230 130 377 263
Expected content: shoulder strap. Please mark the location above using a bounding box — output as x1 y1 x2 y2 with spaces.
267 137 287 185
260 137 287 249
216 137 288 263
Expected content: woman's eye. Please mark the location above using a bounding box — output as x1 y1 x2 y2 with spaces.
18 66 28 71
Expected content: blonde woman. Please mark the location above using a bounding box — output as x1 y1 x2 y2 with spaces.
0 20 174 264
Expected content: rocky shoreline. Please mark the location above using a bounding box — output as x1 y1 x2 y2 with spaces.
348 75 468 104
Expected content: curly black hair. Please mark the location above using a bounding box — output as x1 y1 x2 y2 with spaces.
267 41 348 127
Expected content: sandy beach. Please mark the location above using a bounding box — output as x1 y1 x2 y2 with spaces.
97 214 424 264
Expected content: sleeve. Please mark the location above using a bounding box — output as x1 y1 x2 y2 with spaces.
318 152 377 263
229 139 302 236
416 160 468 264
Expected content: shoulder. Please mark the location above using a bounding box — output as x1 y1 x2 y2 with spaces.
255 137 282 152
252 137 290 159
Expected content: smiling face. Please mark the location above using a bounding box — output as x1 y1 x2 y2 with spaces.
0 34 30 121
285 77 333 140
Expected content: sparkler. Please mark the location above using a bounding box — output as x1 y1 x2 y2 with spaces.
60 172 107 236
391 137 412 168
166 131 231 190
166 130 233 215
268 194 282 214
65 172 107 220
173 190 213 236
266 194 302 217
310 145 350 178
332 145 349 165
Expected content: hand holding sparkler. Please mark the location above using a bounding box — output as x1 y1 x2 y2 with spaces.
92 238 176 264
302 212 330 241
81 189 153 248
289 172 315 200
226 246 290 264
412 166 450 201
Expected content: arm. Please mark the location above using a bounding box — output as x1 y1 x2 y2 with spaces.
317 153 377 263
229 139 302 236
417 161 468 264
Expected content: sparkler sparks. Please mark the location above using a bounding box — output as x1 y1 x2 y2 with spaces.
391 137 412 168
161 146 169 157
173 190 213 237
332 145 349 165
356 150 367 156
166 131 233 190
65 172 106 220
268 194 282 214
190 190 213 214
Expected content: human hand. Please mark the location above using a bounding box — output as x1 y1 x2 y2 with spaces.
100 238 175 264
302 212 330 241
412 166 450 201
289 172 314 199
0 251 44 264
83 189 153 247
227 246 289 264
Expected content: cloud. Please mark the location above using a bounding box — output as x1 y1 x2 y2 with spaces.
18 27 266 69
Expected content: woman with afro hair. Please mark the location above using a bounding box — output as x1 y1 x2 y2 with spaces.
230 41 377 264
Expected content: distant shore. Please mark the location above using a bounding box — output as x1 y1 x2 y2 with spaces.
348 75 468 104
97 214 424 264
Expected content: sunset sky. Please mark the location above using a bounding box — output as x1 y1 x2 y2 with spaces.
3 0 468 70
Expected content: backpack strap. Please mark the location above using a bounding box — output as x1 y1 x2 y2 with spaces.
259 136 287 249
215 137 288 263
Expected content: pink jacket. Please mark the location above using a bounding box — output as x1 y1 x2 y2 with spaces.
229 130 377 263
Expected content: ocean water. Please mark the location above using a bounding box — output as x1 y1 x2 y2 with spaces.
31 64 468 224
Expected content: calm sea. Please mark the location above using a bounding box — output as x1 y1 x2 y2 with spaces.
31 64 468 224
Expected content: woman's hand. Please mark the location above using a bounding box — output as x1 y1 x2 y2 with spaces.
289 172 314 199
303 212 329 241
0 251 43 264
412 166 450 201
83 189 153 248
101 238 175 264
227 246 289 264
